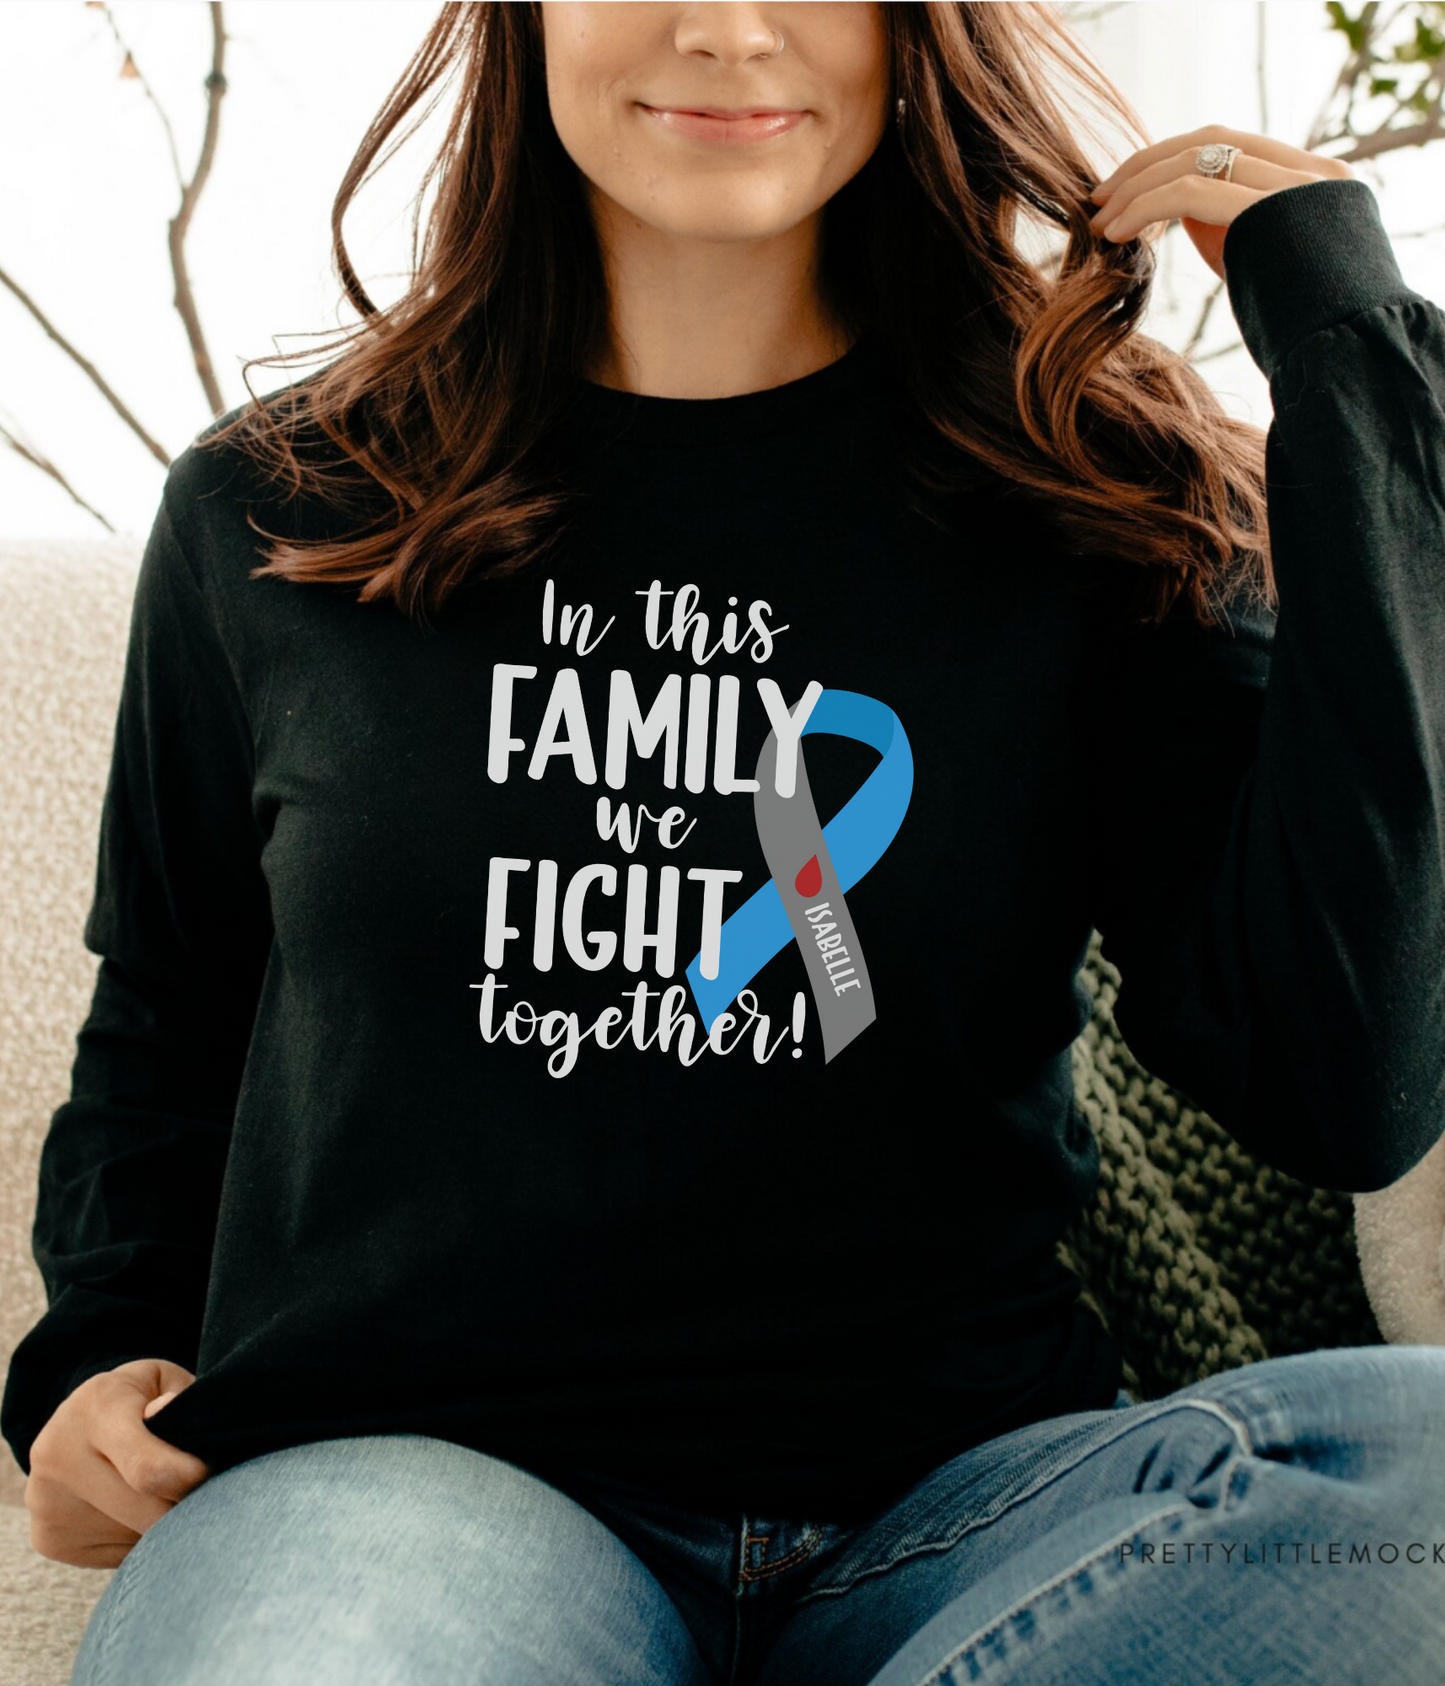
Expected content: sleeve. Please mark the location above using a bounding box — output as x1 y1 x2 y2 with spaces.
1083 176 1445 1197
1 466 273 1476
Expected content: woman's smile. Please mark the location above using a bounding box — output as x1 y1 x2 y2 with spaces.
635 102 809 145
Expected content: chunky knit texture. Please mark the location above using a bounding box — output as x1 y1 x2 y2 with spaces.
1061 929 1382 1402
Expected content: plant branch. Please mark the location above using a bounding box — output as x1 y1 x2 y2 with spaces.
0 265 170 466
1257 0 1270 132
1056 2 1133 24
0 416 115 531
1188 338 1246 366
1306 0 1384 149
1335 107 1445 159
1183 279 1227 362
96 1 186 193
169 2 228 416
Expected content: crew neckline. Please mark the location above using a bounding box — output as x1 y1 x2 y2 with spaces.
569 332 874 448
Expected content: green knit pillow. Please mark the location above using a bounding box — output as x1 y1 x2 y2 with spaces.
1059 929 1382 1401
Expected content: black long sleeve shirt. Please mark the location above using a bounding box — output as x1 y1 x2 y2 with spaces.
4 177 1443 1520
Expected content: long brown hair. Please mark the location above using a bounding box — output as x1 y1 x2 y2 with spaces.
202 1 1274 631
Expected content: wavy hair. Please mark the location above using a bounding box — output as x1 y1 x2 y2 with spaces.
200 0 1274 630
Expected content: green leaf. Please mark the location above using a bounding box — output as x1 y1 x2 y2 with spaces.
1325 0 1370 53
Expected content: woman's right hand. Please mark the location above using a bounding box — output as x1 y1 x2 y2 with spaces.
24 1357 214 1568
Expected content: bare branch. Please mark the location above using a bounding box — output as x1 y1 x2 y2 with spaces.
1257 0 1270 133
1182 278 1227 362
1055 2 1132 24
1188 338 1247 367
1336 109 1445 161
169 2 228 416
0 264 170 466
96 1 185 193
0 416 116 531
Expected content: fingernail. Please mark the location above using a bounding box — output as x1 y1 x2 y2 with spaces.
144 1391 178 1419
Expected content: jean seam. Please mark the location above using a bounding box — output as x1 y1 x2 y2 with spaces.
85 1523 155 1686
904 1501 1197 1686
794 1397 1256 1608
740 1522 826 1582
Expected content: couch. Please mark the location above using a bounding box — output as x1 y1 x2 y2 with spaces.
2 535 1441 1686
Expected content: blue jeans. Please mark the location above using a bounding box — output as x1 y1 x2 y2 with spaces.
71 1344 1445 1686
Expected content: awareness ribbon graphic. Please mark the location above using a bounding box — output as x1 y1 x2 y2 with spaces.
684 689 913 1062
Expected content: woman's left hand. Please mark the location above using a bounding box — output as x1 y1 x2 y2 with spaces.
1087 126 1356 281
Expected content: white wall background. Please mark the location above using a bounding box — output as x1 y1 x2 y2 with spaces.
2 0 1442 540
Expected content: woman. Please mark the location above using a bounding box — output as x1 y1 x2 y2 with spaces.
6 3 1445 1682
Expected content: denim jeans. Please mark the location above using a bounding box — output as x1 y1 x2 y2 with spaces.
71 1343 1445 1686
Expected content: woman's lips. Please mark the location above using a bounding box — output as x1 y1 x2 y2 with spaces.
638 105 807 144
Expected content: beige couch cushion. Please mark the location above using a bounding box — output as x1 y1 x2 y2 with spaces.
1 538 140 1680
0 1505 111 1686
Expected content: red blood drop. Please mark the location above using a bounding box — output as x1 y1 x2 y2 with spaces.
794 854 822 898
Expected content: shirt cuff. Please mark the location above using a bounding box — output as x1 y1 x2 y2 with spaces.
1222 176 1418 383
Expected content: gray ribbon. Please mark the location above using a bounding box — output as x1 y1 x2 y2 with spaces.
753 728 876 1063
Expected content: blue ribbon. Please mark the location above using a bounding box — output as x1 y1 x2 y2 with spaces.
685 689 913 1032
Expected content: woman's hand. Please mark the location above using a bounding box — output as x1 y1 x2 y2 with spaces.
1086 124 1356 280
24 1357 213 1568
